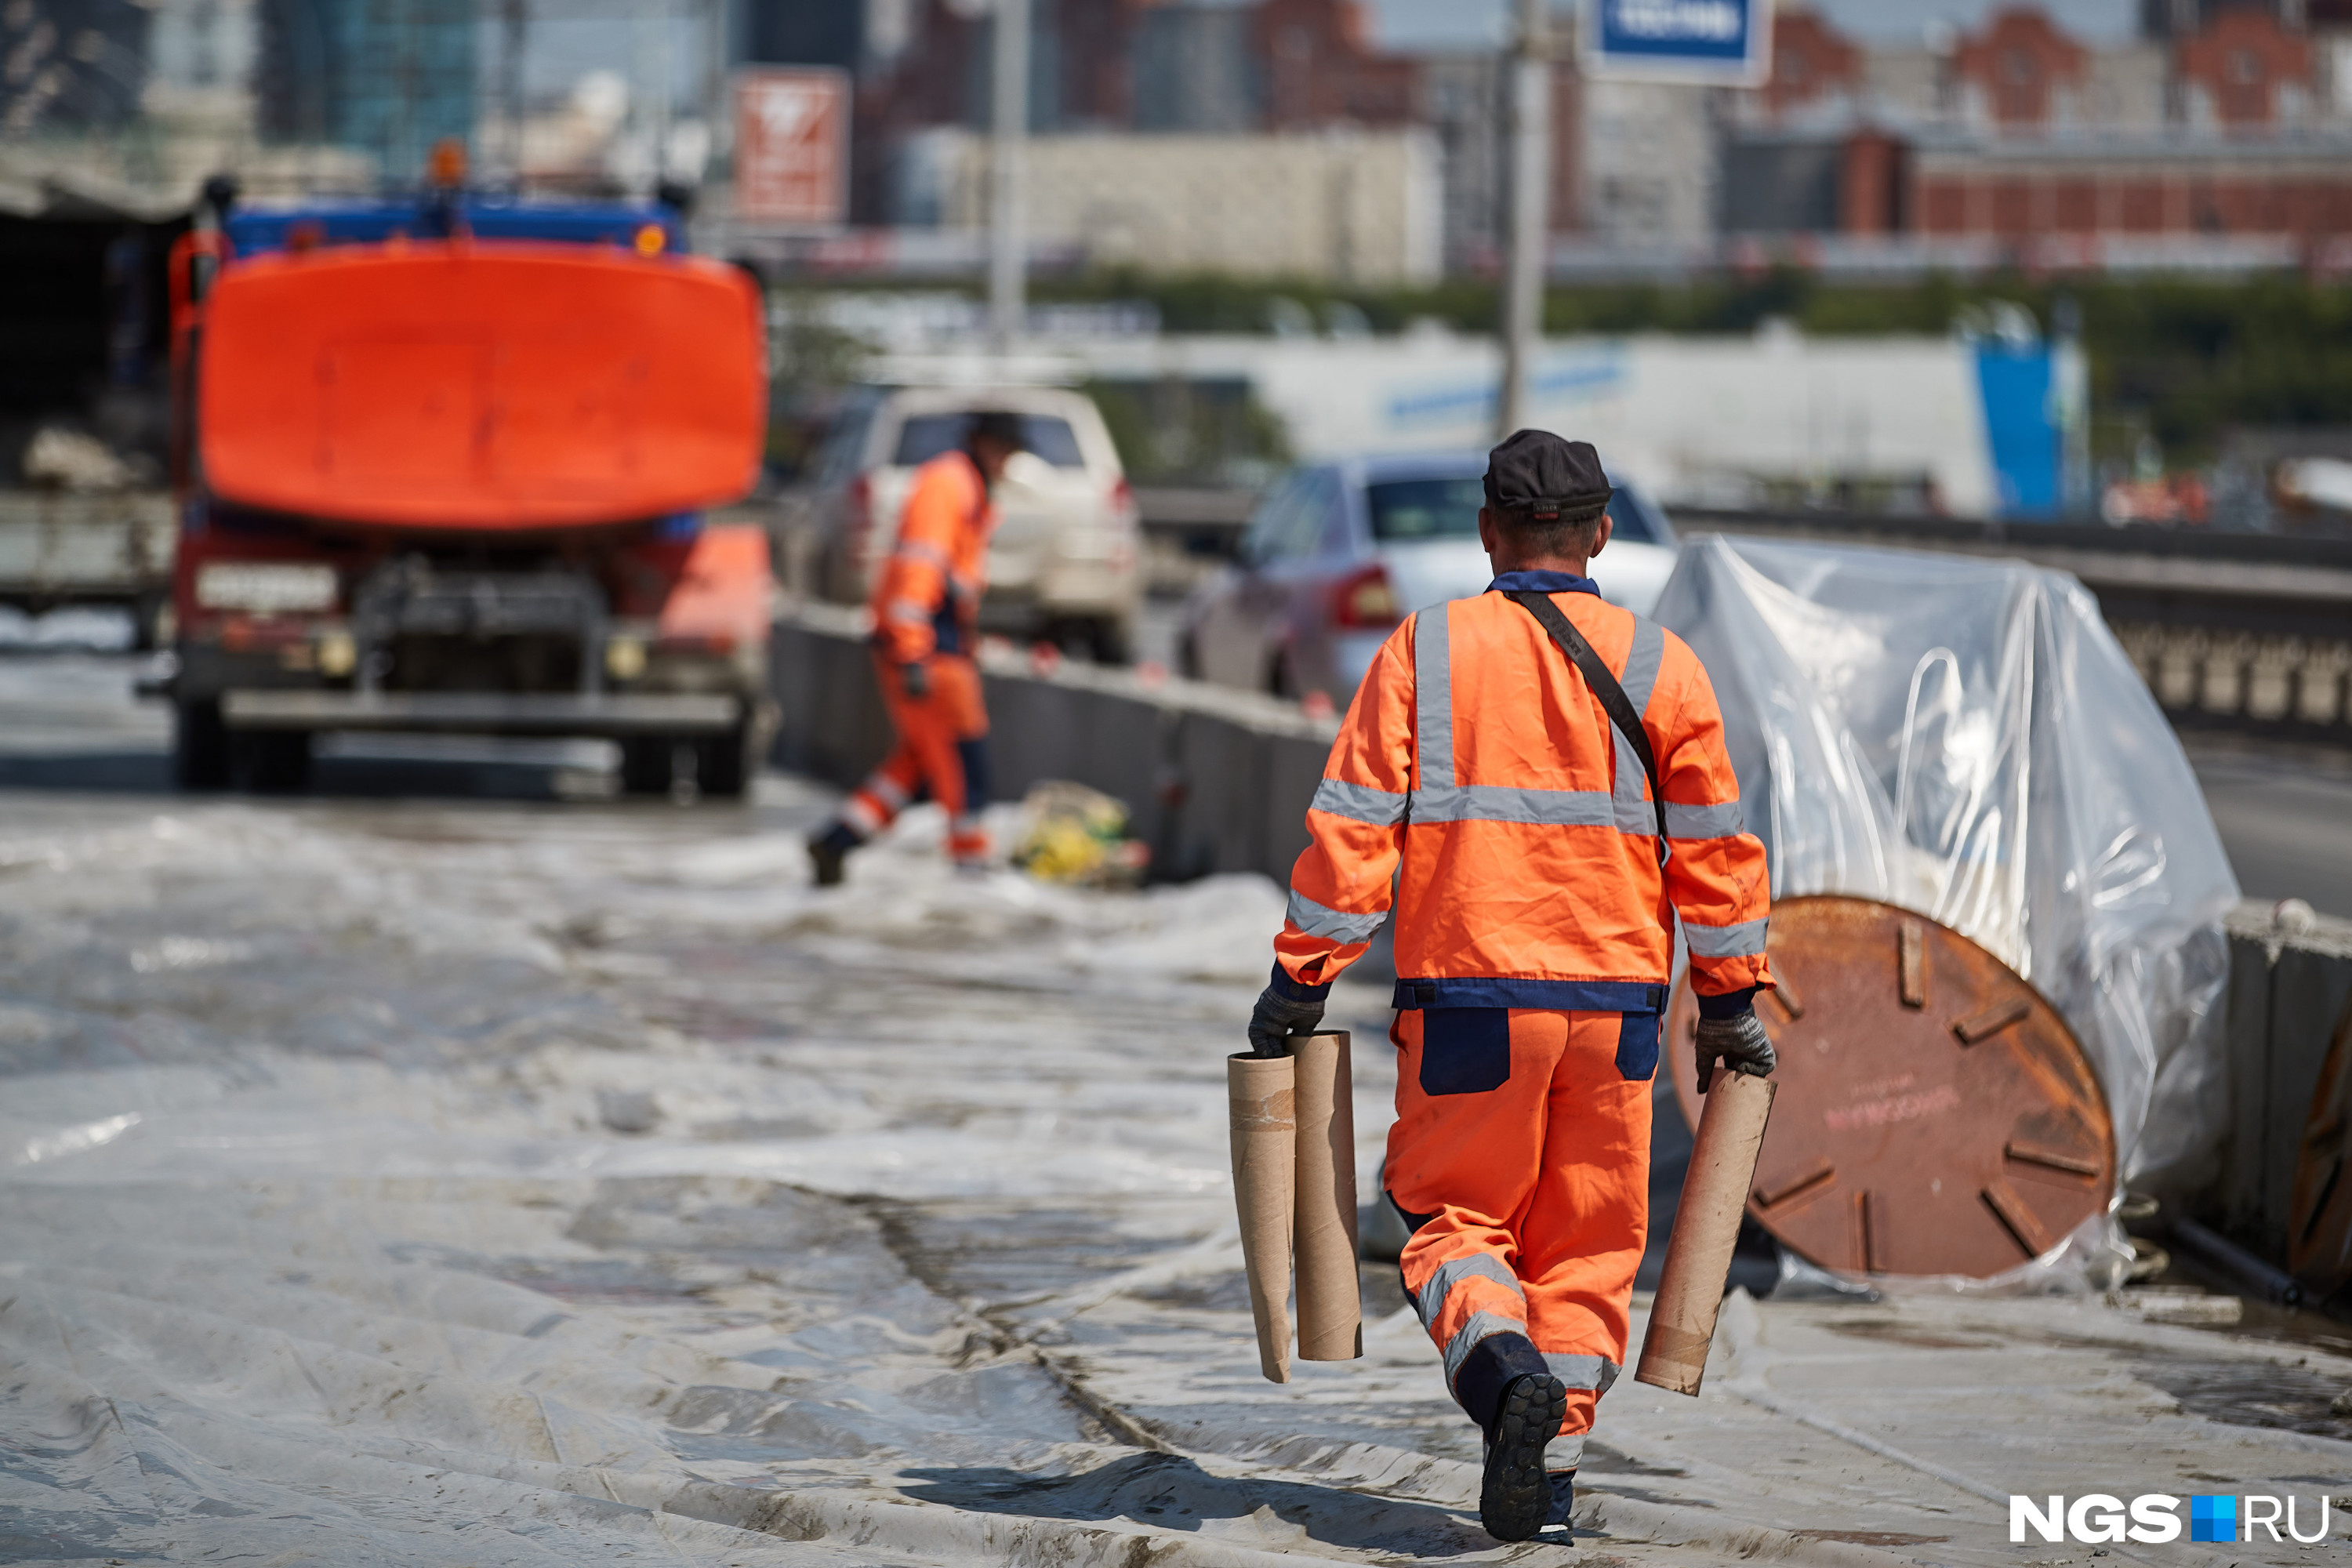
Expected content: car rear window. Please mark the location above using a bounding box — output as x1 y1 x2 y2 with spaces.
891 413 1087 470
1367 477 1483 540
1367 475 1673 546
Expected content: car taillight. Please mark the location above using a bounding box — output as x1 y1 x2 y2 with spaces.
1108 475 1136 524
1334 563 1400 630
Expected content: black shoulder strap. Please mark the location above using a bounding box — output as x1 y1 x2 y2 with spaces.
1505 590 1669 867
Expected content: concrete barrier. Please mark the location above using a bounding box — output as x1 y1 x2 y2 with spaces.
768 603 1337 885
2213 900 2352 1263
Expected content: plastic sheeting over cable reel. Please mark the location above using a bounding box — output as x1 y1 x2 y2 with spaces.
1654 537 2240 1290
1666 896 2115 1282
2288 994 2352 1295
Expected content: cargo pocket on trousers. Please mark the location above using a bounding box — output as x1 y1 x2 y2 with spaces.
1418 1007 1512 1095
1615 1011 1661 1081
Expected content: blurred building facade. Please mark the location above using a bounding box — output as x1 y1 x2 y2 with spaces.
904 124 1441 282
1722 2 2352 260
2 0 375 203
0 0 154 139
255 0 476 183
725 0 1551 277
13 0 2352 276
725 0 2352 277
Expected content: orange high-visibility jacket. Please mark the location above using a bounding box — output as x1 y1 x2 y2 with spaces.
1276 573 1773 1012
874 451 995 665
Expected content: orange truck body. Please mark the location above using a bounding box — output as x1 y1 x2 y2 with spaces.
199 245 764 529
167 206 775 797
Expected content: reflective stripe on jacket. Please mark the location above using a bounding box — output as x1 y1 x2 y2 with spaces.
1274 573 1773 1010
873 451 995 664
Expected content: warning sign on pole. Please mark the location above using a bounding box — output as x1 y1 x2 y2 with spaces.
734 68 851 227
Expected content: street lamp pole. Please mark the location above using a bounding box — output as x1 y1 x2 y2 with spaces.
987 0 1029 358
500 0 527 185
1498 0 1552 439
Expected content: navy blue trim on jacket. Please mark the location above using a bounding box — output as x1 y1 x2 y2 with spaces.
1392 977 1668 1014
1696 984 1762 1021
1486 569 1600 597
1269 962 1332 1004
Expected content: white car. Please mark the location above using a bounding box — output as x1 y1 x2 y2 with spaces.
799 386 1142 661
1178 452 1679 702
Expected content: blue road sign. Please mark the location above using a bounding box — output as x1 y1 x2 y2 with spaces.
1584 0 1773 85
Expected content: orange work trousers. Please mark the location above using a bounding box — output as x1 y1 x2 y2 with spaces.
843 652 993 863
1386 1006 1655 1456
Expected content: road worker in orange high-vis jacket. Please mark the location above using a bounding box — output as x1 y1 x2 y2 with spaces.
1246 430 1777 1543
806 412 1024 886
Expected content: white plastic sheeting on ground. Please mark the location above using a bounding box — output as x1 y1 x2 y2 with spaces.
6 744 2350 1565
0 785 1512 1566
1655 537 2241 1279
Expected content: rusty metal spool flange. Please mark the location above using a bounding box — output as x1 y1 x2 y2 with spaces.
2287 994 2352 1294
1667 895 2116 1280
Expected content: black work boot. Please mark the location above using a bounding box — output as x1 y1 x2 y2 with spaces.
1479 1371 1568 1542
806 822 856 887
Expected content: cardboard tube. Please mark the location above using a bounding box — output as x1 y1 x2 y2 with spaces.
1635 1072 1777 1396
1287 1031 1362 1361
1228 1051 1297 1384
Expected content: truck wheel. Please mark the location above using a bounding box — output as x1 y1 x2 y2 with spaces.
245 730 312 793
619 736 673 796
695 724 753 800
173 699 230 790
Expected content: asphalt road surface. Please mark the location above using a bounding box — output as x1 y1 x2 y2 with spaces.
2181 734 2352 916
7 652 2352 1566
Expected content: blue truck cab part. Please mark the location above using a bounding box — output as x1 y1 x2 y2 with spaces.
223 195 688 256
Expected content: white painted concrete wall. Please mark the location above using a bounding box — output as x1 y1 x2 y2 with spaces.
1070 328 2000 517
921 128 1446 285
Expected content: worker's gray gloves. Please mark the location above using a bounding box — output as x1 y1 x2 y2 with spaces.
1693 1011 1775 1093
899 660 931 701
1247 971 1327 1058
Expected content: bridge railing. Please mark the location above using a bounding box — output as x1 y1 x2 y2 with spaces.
1668 508 2352 747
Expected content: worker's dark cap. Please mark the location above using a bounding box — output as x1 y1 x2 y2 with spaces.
967 411 1027 451
1483 429 1612 522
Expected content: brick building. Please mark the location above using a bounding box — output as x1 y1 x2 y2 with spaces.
1953 9 2090 126
827 0 1428 224
1254 0 1416 127
1721 2 2352 259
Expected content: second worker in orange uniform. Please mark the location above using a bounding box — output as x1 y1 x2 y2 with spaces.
807 412 1025 886
1245 430 1778 1543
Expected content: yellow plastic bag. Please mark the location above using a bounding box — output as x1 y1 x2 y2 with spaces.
1011 781 1149 887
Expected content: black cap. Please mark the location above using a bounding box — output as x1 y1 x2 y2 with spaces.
968 411 1027 452
1483 429 1613 522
